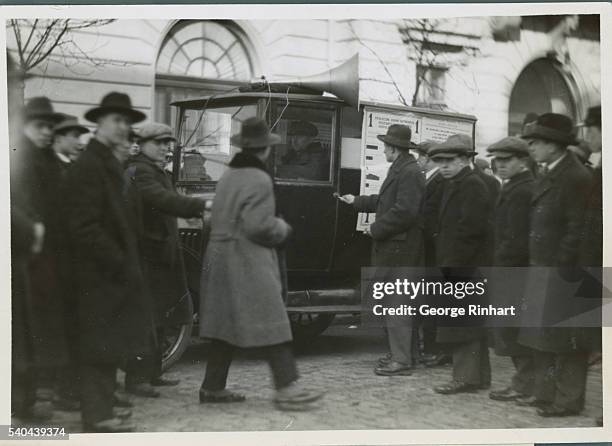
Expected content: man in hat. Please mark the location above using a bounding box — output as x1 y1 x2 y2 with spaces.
415 140 450 366
517 113 592 417
9 80 54 419
123 123 206 398
64 92 153 432
577 105 602 426
339 124 425 376
15 97 73 416
52 115 89 167
428 134 492 394
485 137 536 403
199 117 323 411
48 115 89 412
277 120 329 181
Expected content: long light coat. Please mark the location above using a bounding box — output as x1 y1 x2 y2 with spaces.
199 152 293 347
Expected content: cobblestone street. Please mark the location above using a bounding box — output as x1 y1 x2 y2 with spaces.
18 319 603 433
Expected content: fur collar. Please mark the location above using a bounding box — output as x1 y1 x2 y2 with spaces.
229 151 269 174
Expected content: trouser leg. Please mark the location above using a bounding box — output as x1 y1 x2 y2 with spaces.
56 364 80 400
201 340 234 391
511 355 535 395
260 342 299 390
553 352 588 412
80 363 116 426
452 339 481 386
479 338 491 386
386 324 414 365
532 351 555 403
12 368 36 415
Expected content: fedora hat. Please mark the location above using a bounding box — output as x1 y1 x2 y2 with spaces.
377 124 417 150
138 123 176 143
85 92 146 124
486 136 529 159
230 117 281 149
428 134 475 159
577 105 601 128
53 114 89 135
521 113 576 145
22 97 63 124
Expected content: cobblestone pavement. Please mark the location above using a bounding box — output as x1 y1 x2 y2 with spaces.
15 320 603 433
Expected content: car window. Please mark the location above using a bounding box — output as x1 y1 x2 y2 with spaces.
176 104 258 183
273 104 334 183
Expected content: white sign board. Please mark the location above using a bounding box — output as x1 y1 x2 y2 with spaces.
356 106 474 232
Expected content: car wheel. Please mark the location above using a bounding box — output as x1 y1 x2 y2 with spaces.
160 293 194 372
289 313 335 343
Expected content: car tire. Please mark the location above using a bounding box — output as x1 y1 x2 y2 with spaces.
160 292 194 372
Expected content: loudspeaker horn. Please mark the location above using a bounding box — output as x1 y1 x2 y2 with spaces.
269 53 360 108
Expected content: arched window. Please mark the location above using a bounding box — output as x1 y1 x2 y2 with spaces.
154 20 257 125
508 58 577 136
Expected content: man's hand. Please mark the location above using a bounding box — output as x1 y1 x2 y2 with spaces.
336 193 355 205
31 222 45 254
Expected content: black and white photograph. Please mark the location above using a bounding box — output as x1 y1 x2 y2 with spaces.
3 2 609 439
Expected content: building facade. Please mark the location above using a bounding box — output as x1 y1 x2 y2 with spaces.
9 15 601 152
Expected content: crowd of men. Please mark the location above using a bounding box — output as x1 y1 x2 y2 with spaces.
339 106 602 424
8 48 603 430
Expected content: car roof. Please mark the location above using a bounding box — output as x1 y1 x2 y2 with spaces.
171 92 344 109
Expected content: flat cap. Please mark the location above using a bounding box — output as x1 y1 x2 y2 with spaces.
415 140 437 155
137 123 176 142
486 136 529 158
428 134 475 159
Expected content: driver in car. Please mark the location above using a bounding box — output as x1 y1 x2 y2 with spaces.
277 120 328 181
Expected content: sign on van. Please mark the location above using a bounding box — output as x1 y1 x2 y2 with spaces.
357 106 475 232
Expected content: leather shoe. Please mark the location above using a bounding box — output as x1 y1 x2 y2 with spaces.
52 395 80 411
515 395 550 408
374 361 413 376
489 387 528 401
83 417 135 433
424 353 452 368
125 383 160 398
537 404 580 417
150 377 180 387
377 353 393 366
113 408 132 420
433 380 478 394
114 392 134 408
13 401 53 421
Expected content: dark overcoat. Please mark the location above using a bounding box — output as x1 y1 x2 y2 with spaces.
422 169 445 266
14 137 69 368
474 166 500 266
10 137 38 374
353 152 425 267
126 153 205 326
490 170 534 356
65 139 155 364
518 152 592 353
199 152 293 348
434 166 490 344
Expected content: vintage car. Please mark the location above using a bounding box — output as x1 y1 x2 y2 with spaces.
159 80 477 369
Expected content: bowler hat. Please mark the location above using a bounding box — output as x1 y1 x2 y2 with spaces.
487 136 529 159
85 92 146 124
578 106 601 128
138 123 176 143
288 120 318 137
428 134 475 159
230 117 281 149
377 124 417 150
521 113 576 145
53 114 89 135
22 97 63 124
